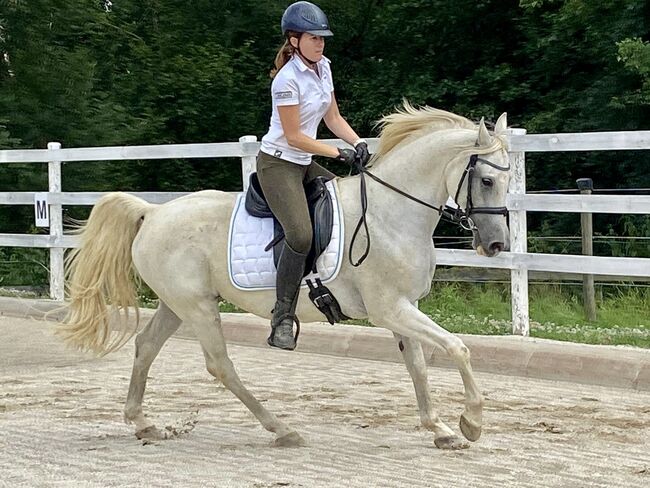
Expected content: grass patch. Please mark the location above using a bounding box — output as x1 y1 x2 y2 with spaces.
0 287 45 299
218 300 245 313
418 283 649 347
0 247 49 287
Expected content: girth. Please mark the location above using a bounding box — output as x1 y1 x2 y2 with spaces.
245 172 334 276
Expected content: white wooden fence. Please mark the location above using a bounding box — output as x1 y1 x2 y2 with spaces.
1 130 649 335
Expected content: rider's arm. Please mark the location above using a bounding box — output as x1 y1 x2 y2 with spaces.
278 104 340 158
323 92 363 147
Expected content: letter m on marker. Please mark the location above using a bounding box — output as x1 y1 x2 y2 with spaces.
36 200 48 220
34 192 50 227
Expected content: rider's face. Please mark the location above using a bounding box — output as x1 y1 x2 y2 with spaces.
293 34 325 62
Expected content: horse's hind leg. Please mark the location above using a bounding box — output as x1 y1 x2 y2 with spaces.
186 299 305 447
124 301 181 439
394 333 468 450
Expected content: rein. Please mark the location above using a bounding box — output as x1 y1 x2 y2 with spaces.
349 154 510 267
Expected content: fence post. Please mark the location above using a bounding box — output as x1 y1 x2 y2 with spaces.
508 128 529 335
47 142 65 302
577 178 597 321
239 135 258 191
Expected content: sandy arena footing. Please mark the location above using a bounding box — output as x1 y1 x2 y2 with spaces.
1 315 649 487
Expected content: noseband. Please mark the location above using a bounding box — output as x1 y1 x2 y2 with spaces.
349 154 510 266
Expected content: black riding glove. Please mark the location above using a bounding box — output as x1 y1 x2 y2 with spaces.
336 148 357 165
354 141 370 167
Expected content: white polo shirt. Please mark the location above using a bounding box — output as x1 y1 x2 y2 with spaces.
260 55 334 165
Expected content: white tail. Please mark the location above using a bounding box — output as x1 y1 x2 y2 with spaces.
57 192 152 356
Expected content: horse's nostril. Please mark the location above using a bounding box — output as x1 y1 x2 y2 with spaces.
490 242 504 254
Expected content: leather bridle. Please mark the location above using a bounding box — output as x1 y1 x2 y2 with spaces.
449 154 510 231
349 153 510 266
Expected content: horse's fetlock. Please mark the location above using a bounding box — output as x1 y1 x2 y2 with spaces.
124 405 141 422
475 394 485 410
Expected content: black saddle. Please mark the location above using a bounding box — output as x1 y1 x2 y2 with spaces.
245 172 334 276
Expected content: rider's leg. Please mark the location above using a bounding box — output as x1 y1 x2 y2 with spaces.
304 160 335 182
256 152 312 350
268 241 307 349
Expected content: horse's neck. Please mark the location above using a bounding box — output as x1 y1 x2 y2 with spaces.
368 138 457 237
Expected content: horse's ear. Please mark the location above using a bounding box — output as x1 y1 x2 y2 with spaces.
477 117 492 146
495 112 508 134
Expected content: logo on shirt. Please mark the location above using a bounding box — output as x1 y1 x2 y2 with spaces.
274 150 283 158
274 91 293 100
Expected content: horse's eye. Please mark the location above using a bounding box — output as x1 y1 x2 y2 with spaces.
481 178 494 187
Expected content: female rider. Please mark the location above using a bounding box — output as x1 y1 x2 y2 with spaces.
257 1 370 350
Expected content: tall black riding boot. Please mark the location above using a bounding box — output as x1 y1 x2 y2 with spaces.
268 242 307 350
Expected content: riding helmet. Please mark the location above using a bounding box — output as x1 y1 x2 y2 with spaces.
281 1 333 37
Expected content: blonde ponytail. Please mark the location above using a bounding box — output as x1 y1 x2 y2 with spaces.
270 33 299 78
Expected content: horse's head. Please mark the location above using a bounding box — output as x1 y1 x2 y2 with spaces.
373 103 511 258
447 113 510 257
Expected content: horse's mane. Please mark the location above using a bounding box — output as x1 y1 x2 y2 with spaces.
374 101 483 158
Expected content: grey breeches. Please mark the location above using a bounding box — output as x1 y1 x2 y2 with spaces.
256 151 335 254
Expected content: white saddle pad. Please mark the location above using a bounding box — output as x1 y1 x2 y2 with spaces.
228 179 344 290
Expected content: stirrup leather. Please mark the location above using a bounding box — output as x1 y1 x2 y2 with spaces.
306 278 350 324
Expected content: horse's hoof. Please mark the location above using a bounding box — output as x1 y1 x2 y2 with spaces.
459 414 482 442
274 431 306 447
135 425 165 440
434 435 470 450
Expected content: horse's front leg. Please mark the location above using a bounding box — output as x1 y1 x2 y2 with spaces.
370 298 483 443
393 333 469 449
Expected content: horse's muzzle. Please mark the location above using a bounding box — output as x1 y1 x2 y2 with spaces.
488 241 505 256
476 240 507 257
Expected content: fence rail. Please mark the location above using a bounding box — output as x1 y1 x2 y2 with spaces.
0 142 245 162
436 249 649 277
1 130 649 334
506 194 650 214
508 130 650 152
6 191 646 214
0 192 192 205
430 267 650 284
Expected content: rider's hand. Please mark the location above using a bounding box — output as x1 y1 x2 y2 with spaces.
336 148 357 165
354 141 370 167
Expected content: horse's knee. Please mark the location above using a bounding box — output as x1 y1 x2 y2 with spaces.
446 337 471 363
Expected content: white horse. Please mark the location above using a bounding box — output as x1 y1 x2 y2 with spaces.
59 104 510 450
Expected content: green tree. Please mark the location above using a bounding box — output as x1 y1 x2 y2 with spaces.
0 0 648 249
616 37 650 107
